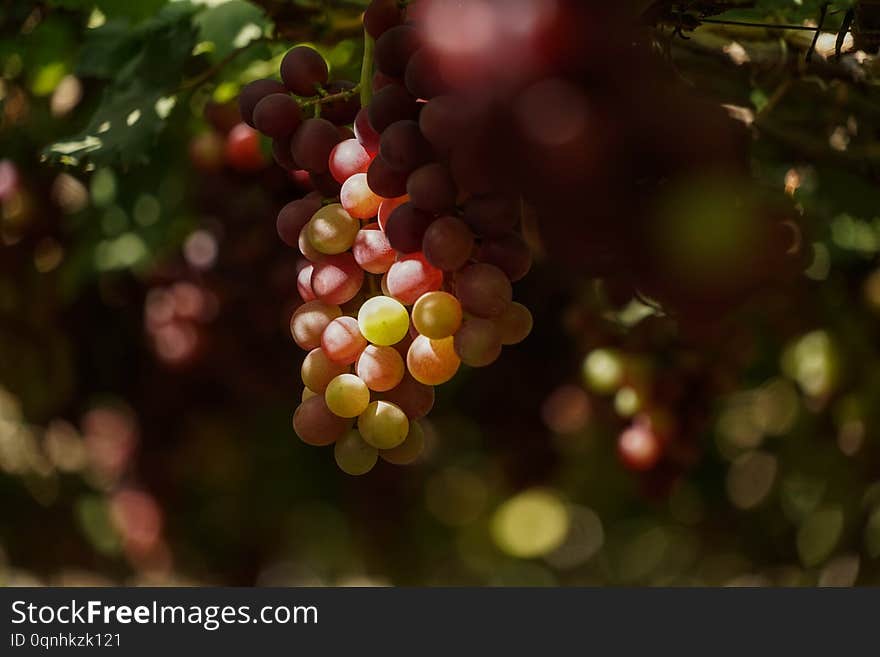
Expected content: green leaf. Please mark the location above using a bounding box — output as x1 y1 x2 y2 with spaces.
45 3 200 167
195 0 271 60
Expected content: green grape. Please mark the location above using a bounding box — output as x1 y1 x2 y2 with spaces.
412 291 462 339
334 430 378 475
357 295 410 346
358 400 409 449
380 420 425 465
325 373 371 418
307 203 360 255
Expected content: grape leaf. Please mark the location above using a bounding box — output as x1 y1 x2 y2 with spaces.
44 3 200 167
195 0 272 60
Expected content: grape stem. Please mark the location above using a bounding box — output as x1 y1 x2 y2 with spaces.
360 29 375 108
299 84 361 109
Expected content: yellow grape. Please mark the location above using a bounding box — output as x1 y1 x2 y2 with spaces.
412 291 462 339
325 373 371 418
357 295 410 346
307 203 359 254
358 400 409 449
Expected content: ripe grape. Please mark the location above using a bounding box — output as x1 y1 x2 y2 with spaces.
358 400 410 449
340 172 382 219
497 302 532 345
377 195 409 231
290 300 342 350
358 295 410 346
422 215 474 271
281 46 329 96
239 79 287 127
352 223 395 274
277 196 321 247
321 80 360 125
454 316 502 367
407 335 460 385
368 83 420 133
379 120 432 173
309 170 342 197
386 253 443 305
291 118 341 173
455 263 512 318
272 136 297 170
419 95 471 154
404 49 449 100
307 203 359 254
356 344 405 392
478 231 532 282
325 373 371 418
253 93 302 138
384 203 434 254
380 420 424 465
293 395 352 446
354 108 381 155
321 315 368 364
463 194 518 237
379 373 434 419
407 162 457 213
311 253 365 305
297 264 317 302
375 25 420 78
372 70 396 93
364 0 402 39
329 139 371 184
301 347 350 393
302 387 317 402
334 430 378 475
412 291 462 339
298 225 325 263
366 155 409 198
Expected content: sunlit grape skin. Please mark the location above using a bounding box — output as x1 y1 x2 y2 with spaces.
407 335 460 385
334 430 378 475
340 172 383 220
307 203 360 255
301 348 349 393
321 315 368 364
412 291 462 339
386 253 443 305
358 295 410 346
325 373 371 418
352 223 395 274
356 344 405 392
293 396 352 447
329 139 372 184
311 252 364 305
358 400 410 449
290 301 342 350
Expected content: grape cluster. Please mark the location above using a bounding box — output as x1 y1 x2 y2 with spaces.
239 5 534 474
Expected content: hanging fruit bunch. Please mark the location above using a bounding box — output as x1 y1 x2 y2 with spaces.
240 0 536 474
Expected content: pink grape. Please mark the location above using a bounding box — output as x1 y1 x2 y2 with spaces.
311 252 365 305
290 300 342 350
356 344 405 392
386 253 443 305
341 172 383 219
352 223 395 274
321 316 368 364
329 139 372 184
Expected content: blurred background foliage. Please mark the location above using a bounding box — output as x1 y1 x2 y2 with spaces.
0 0 879 586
